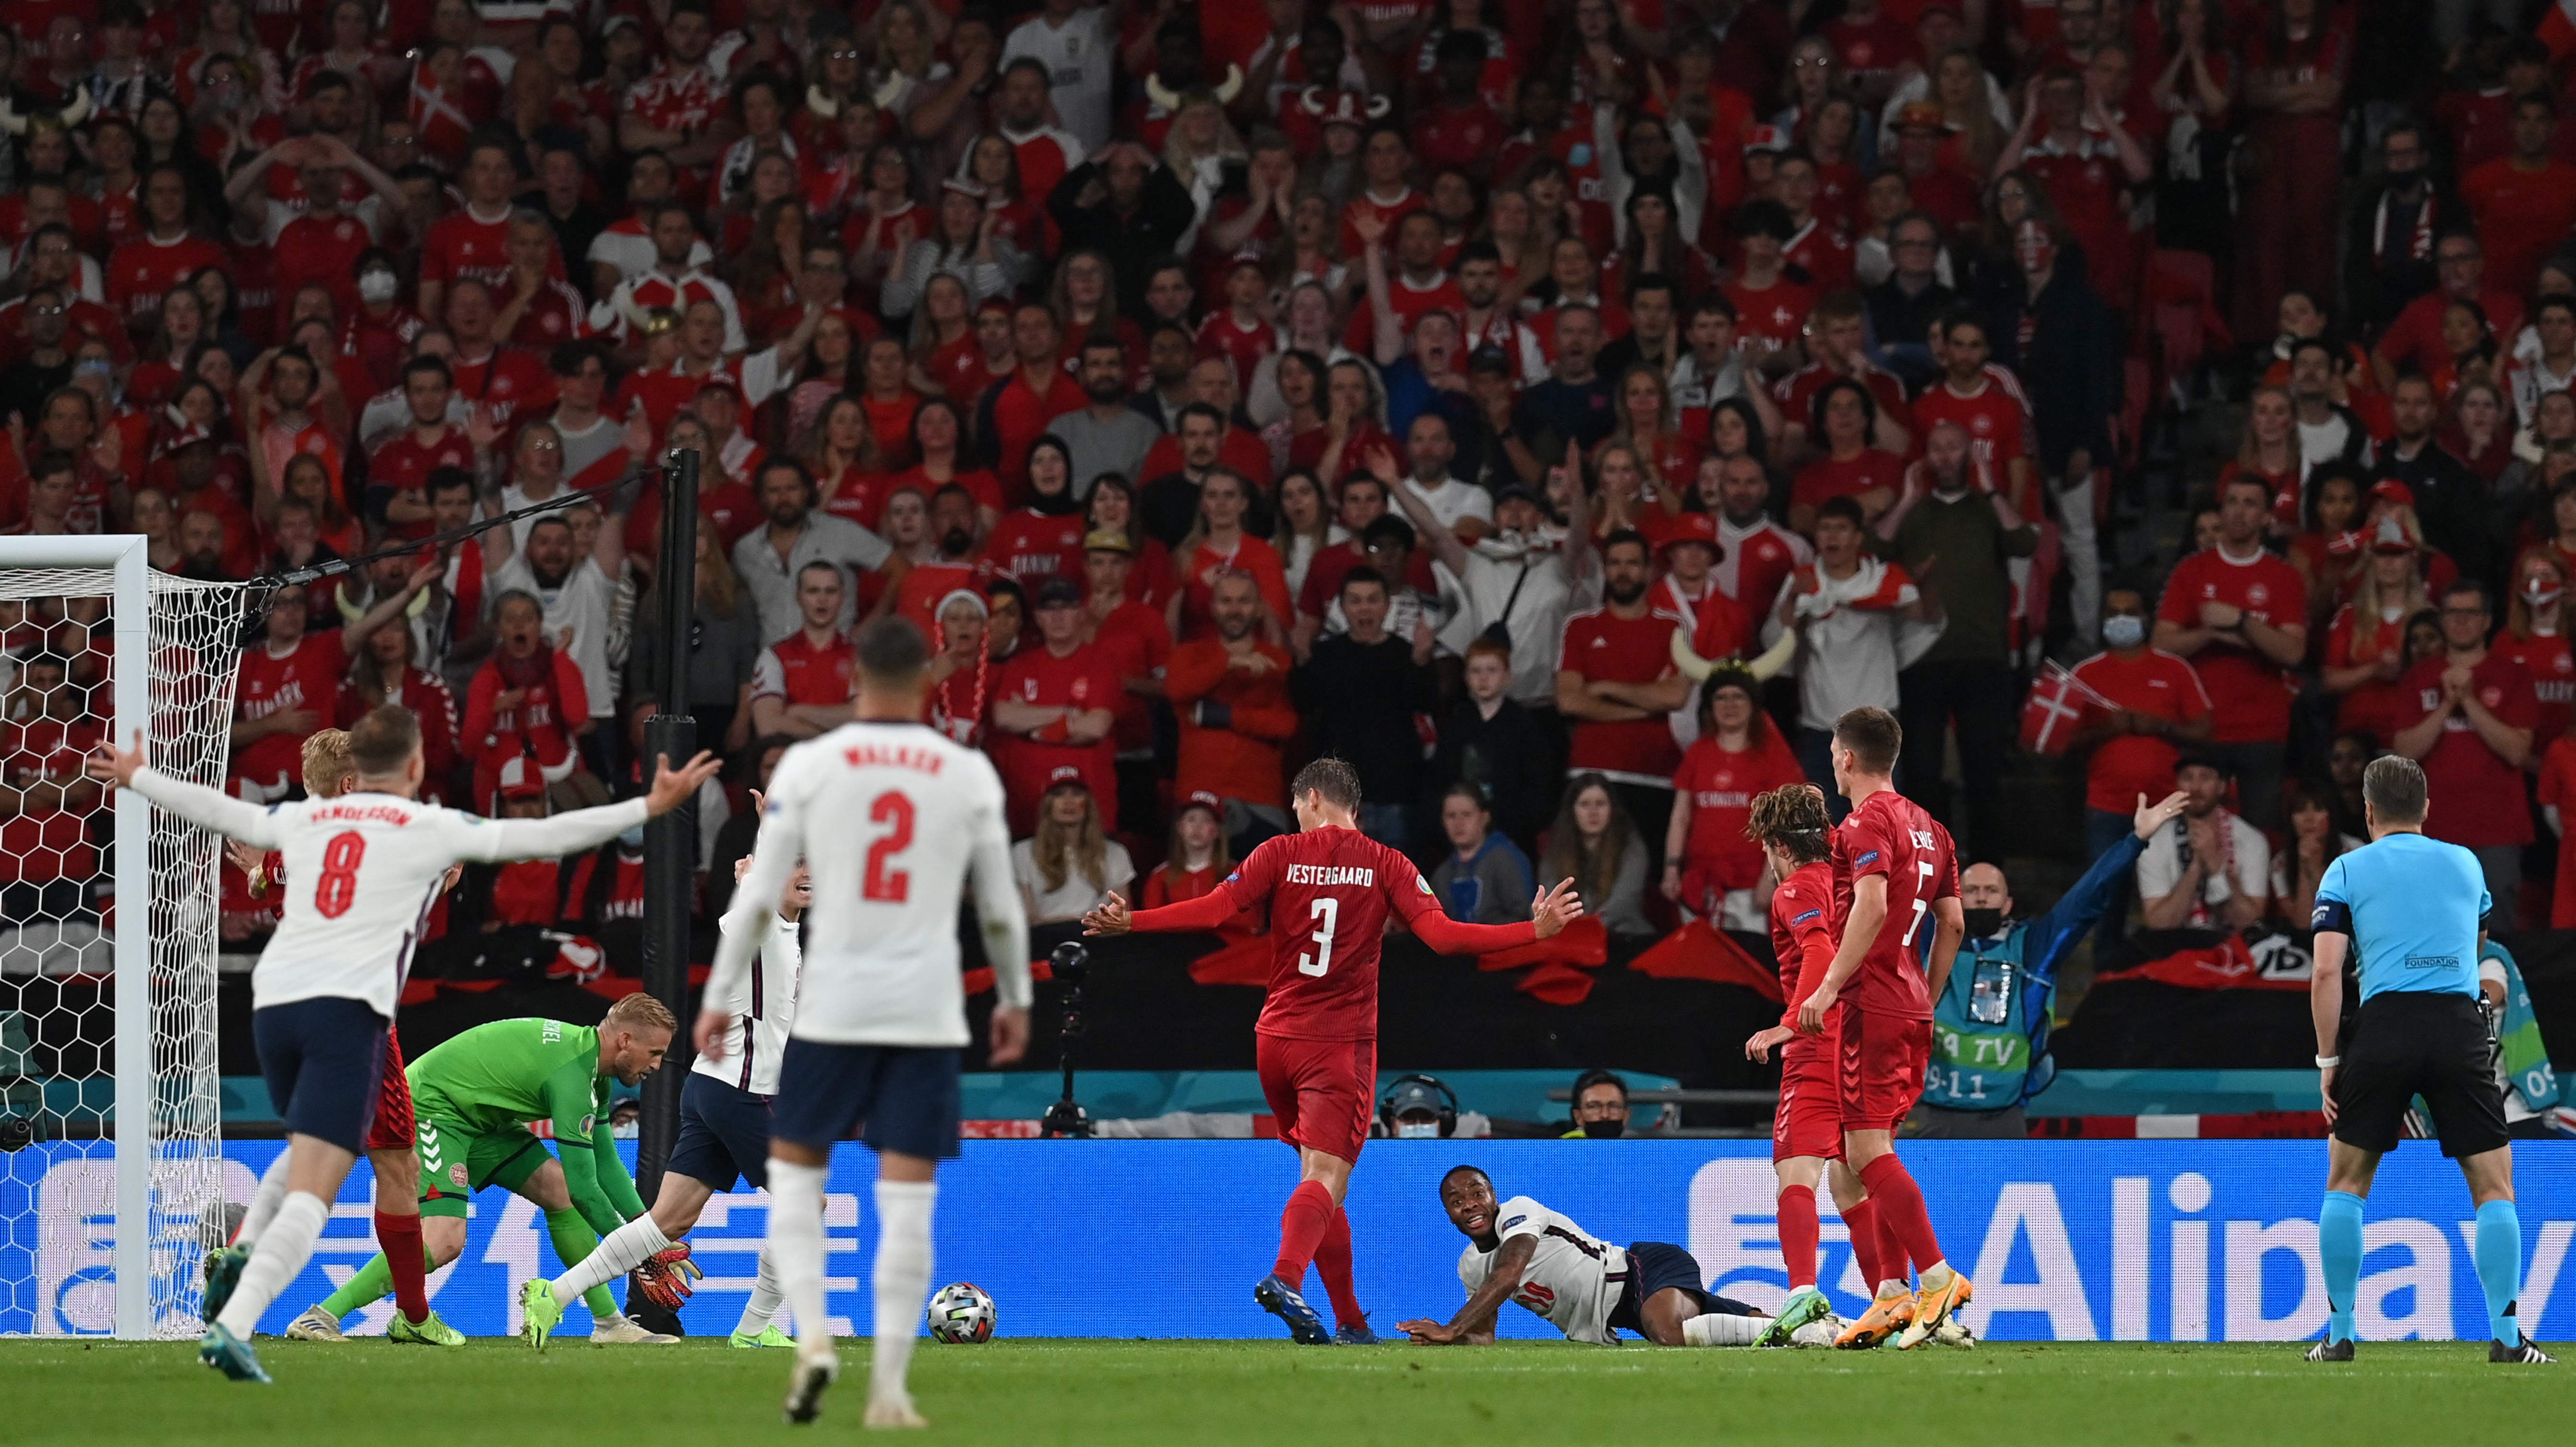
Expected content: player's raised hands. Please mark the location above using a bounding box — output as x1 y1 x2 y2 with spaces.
1744 1024 1796 1062
1081 891 1133 936
2132 789 2189 840
1529 878 1586 939
83 728 147 789
643 750 723 816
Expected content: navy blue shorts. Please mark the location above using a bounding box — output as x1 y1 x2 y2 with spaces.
1606 1241 1760 1334
670 1071 774 1190
252 996 390 1155
770 1040 960 1160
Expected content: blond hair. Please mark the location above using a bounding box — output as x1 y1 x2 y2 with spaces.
603 993 678 1035
1032 786 1110 896
300 727 354 797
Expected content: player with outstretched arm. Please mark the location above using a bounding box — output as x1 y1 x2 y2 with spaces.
1084 757 1584 1347
524 850 813 1350
1399 1166 1817 1347
2306 754 2553 1365
1792 706 1971 1350
85 703 720 1382
697 617 1033 1429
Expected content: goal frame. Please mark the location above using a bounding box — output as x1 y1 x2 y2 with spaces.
1 535 156 1339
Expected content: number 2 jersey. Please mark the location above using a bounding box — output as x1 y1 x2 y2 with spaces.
126 765 651 1016
1828 787 1958 1021
1457 1196 1629 1346
1216 827 1442 1042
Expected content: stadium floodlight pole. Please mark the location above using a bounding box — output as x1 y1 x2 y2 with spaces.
635 448 700 1230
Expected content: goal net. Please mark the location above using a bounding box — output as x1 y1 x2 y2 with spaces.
0 539 255 1339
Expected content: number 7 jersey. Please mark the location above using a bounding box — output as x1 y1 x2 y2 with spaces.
1216 827 1441 1041
1829 787 1958 1021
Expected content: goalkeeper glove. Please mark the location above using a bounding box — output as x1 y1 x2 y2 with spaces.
634 1242 704 1310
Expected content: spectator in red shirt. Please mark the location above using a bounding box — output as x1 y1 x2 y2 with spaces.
975 301 1084 502
1788 378 1905 533
229 566 434 801
1555 528 1693 871
2392 577 2537 925
746 561 857 740
2371 231 2523 391
2461 94 2576 302
461 588 600 812
1140 791 1236 909
2151 474 2308 828
1165 569 1298 839
992 575 1121 836
1661 663 1807 928
2319 517 2431 746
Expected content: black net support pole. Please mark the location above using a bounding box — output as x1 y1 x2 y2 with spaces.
632 445 700 1240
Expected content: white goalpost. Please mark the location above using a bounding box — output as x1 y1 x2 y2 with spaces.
0 536 255 1340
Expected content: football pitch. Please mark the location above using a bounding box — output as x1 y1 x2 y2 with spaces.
12 1338 2574 1446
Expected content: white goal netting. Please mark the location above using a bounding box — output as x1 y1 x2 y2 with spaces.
0 562 253 1338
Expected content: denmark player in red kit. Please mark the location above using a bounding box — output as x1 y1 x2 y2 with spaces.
1741 783 1866 1347
1794 707 1973 1349
1085 759 1582 1344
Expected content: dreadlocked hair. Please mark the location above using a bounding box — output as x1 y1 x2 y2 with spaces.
1745 783 1832 865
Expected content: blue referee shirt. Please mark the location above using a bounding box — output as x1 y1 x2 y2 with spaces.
2310 831 2488 1002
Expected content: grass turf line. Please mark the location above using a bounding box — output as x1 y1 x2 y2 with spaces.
9 1339 2570 1446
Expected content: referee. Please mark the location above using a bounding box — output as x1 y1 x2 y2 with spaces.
2307 756 2552 1364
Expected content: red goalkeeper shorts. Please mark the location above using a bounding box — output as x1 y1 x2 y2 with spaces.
1773 1048 1844 1162
1256 1032 1374 1164
364 1023 414 1153
1836 1005 1930 1135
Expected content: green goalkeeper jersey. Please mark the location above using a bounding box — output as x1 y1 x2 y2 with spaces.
407 1017 644 1233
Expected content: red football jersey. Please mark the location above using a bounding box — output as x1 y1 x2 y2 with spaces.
1216 827 1441 1041
106 233 228 323
750 631 856 708
1828 787 1956 1022
418 204 518 292
233 631 349 789
1768 859 1839 1053
1558 605 1689 782
1910 376 2029 471
986 510 1087 582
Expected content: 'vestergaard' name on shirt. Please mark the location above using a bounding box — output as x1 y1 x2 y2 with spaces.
1285 865 1374 885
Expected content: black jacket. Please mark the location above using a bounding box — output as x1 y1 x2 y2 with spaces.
2379 438 2495 586
1296 632 1437 806
1989 270 2120 477
2341 179 2469 337
1047 162 1198 315
1432 697 1562 857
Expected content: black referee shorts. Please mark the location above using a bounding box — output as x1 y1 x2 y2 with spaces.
2333 990 2510 1159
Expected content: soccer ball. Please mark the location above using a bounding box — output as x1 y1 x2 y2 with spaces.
926 1281 996 1343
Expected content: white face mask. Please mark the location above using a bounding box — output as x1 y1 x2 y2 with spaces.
1395 1121 1441 1139
358 270 398 303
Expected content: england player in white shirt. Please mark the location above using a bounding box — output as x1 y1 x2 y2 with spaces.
698 617 1032 1428
1399 1166 1826 1348
86 704 720 1381
524 850 812 1350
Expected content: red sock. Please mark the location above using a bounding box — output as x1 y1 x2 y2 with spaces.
1842 1196 1884 1293
376 1209 430 1324
1876 1207 1913 1287
1271 1181 1336 1284
1858 1155 1944 1283
1777 1186 1819 1290
1312 1205 1366 1327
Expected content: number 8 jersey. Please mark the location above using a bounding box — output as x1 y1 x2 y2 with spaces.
1829 787 1958 1022
1216 827 1441 1041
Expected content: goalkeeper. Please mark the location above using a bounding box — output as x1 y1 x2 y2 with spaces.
286 999 687 1344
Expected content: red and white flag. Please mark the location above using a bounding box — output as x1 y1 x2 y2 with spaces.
2019 661 2110 756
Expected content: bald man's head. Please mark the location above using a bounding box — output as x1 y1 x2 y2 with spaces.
1958 862 2011 913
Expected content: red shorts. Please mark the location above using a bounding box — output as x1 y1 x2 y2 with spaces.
1836 1005 1930 1135
364 1022 414 1153
1773 1049 1843 1162
1256 1032 1375 1164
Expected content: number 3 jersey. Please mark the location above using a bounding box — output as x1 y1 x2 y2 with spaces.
1216 827 1441 1042
1829 787 1958 1021
1457 1196 1629 1345
124 766 652 1016
709 721 1030 1050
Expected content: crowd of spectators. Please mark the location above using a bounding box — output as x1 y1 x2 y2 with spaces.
1 0 2576 971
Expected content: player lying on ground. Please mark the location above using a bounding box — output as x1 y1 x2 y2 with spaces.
87 703 720 1382
702 617 1032 1428
1795 706 1972 1350
288 1002 685 1344
207 728 468 1348
2307 754 2552 1365
1398 1166 1824 1347
1084 758 1584 1348
1740 781 1872 1348
523 844 813 1351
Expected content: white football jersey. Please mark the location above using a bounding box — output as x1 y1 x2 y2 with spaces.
695 903 800 1097
1457 1196 1631 1346
127 767 649 1016
710 721 1029 1048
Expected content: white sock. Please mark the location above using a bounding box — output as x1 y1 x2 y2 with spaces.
1682 1311 1765 1346
234 1152 293 1249
870 1180 936 1405
768 1160 831 1359
1920 1261 1955 1291
736 1246 785 1336
551 1215 672 1302
217 1191 328 1338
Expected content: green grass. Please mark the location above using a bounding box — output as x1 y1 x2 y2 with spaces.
11 1338 2574 1446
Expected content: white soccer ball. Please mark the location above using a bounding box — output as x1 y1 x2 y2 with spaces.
926 1281 996 1343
